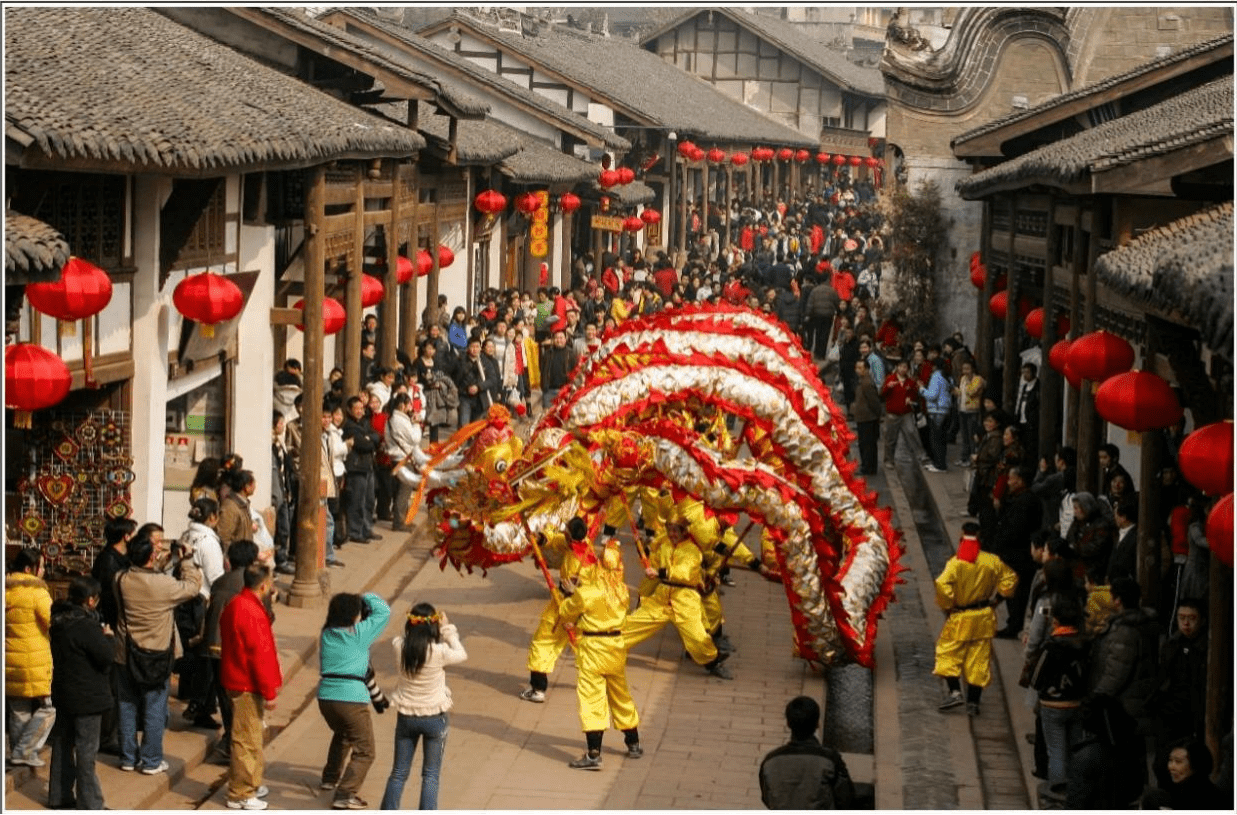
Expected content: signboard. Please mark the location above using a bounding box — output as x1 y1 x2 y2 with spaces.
529 190 550 258
591 214 624 233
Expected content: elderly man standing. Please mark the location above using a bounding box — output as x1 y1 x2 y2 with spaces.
113 534 202 775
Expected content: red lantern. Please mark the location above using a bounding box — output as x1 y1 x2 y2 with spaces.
707 148 726 164
730 152 749 166
622 215 645 232
970 262 987 290
1024 308 1045 339
360 274 385 308
970 251 981 271
989 291 1009 320
395 256 414 285
1205 493 1233 568
515 192 540 214
677 140 696 157
1064 361 1083 390
617 167 635 185
416 249 433 278
25 257 113 333
1179 421 1234 496
794 149 810 163
849 156 863 167
173 272 244 338
864 156 879 168
1056 314 1071 338
1067 330 1135 383
473 189 507 214
690 147 706 162
1095 371 1183 432
640 208 661 225
816 152 831 164
1048 339 1072 375
777 148 794 162
438 245 455 270
558 192 581 214
832 154 847 166
599 169 620 188
293 296 345 336
5 343 72 427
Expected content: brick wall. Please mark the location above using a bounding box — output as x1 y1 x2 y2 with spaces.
1073 7 1234 85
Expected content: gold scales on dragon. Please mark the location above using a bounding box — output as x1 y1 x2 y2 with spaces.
398 303 905 668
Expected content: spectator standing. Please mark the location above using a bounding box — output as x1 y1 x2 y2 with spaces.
851 358 882 476
6 548 56 767
1025 596 1089 807
1153 737 1227 809
321 402 347 566
1013 363 1041 460
384 393 420 531
47 576 113 809
368 392 394 526
219 564 282 811
379 604 467 810
1107 500 1139 585
271 413 294 576
114 534 202 774
1068 492 1116 585
921 357 952 473
217 469 256 556
91 518 135 754
539 329 578 410
992 467 1042 639
454 337 498 427
879 357 919 469
1150 598 1208 752
317 592 391 809
803 278 839 359
342 396 382 544
954 359 984 466
176 498 228 729
759 696 855 809
1097 443 1132 498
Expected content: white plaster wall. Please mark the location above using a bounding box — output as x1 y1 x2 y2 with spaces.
234 222 276 510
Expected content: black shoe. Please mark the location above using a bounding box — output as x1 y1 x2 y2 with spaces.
366 533 382 541
568 752 603 770
275 563 296 575
995 626 1020 640
98 741 121 756
625 743 644 759
192 715 222 729
348 537 369 544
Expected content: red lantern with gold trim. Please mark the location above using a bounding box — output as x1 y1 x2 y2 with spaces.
794 149 810 163
360 274 385 308
473 189 507 214
831 154 847 166
1179 421 1234 496
173 272 244 338
622 215 645 233
293 296 345 336
1067 330 1134 382
989 291 1009 320
640 208 661 225
558 192 581 214
1094 370 1182 432
730 152 749 166
1205 493 1233 568
707 148 726 164
599 169 620 188
5 343 72 428
1048 339 1072 375
25 257 113 335
438 245 455 270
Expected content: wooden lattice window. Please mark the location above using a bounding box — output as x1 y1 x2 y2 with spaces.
25 172 128 269
171 180 227 269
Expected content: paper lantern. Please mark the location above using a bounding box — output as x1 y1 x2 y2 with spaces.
1205 493 1233 568
617 167 635 185
1056 314 1071 338
515 192 540 214
849 156 863 167
816 152 831 164
970 251 981 271
1179 421 1234 496
599 170 620 188
416 249 433 278
1095 371 1183 432
1048 339 1072 375
473 189 507 214
173 272 244 338
707 148 726 164
360 274 385 308
677 140 697 157
640 208 661 225
25 257 113 333
438 245 455 270
1024 308 1045 339
989 291 1009 319
5 343 72 427
794 149 810 163
558 192 581 214
864 156 879 168
730 152 749 166
622 215 645 232
970 262 987 290
775 148 792 161
1064 361 1082 390
1067 330 1135 382
293 296 345 335
831 154 847 166
394 256 414 285
690 147 706 162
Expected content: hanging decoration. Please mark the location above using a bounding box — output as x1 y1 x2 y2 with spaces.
360 274 385 308
1067 330 1135 382
6 343 73 428
777 148 794 161
794 149 810 163
816 152 831 164
394 256 415 285
172 271 244 338
730 152 749 166
707 148 727 164
1024 308 1045 339
970 262 987 290
293 296 346 335
1094 371 1182 432
864 157 879 168
25 257 113 336
1063 361 1083 390
1178 421 1234 496
831 154 847 166
558 192 581 214
849 156 863 167
416 249 434 278
438 245 455 270
989 291 1009 319
617 167 635 185
515 192 541 215
473 189 507 214
622 215 645 232
1048 339 1073 375
689 146 706 162
676 140 697 158
640 209 661 225
599 169 620 188
1205 493 1233 568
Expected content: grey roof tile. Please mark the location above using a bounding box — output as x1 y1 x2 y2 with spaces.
5 210 70 282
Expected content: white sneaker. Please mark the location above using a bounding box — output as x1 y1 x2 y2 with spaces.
227 797 269 810
519 688 546 703
256 785 269 799
140 760 169 775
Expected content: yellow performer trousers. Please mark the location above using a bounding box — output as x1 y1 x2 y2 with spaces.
933 635 993 688
702 590 723 633
575 636 639 733
622 585 718 665
527 599 571 674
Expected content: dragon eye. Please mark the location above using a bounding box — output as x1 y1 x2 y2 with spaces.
494 460 509 473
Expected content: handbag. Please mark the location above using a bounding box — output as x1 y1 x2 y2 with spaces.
117 572 176 689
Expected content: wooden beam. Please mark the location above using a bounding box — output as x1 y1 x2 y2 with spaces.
269 307 302 326
1090 135 1233 194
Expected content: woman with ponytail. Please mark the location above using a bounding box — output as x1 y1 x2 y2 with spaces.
379 603 467 810
177 498 226 728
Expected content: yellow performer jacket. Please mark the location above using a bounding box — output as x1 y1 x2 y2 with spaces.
934 551 1018 642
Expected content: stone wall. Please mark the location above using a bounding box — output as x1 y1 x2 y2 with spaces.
1070 7 1234 86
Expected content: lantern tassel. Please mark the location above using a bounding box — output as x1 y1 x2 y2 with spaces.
202 324 215 338
14 410 32 429
58 319 77 337
83 317 98 389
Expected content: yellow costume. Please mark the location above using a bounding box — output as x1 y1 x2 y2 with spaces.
526 542 585 675
701 529 759 634
932 550 1018 688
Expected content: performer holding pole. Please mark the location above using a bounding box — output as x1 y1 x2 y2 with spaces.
518 516 590 703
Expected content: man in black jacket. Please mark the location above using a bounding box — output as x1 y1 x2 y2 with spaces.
90 517 135 755
759 696 855 809
455 337 499 426
341 396 381 543
48 577 114 809
539 329 578 409
992 466 1042 638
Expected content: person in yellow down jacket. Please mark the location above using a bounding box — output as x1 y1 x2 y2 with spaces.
934 521 1019 717
560 539 641 770
623 503 733 680
518 518 592 704
5 548 56 767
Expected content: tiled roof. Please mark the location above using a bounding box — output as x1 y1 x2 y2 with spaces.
329 7 628 151
644 9 885 97
953 34 1233 147
5 211 69 283
499 138 600 185
957 76 1233 198
5 7 425 174
424 12 817 148
588 178 656 206
1095 201 1233 358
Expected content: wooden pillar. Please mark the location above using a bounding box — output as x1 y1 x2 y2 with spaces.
380 160 400 369
400 176 419 356
343 168 364 396
289 165 326 608
976 200 994 378
1076 202 1105 496
1205 551 1232 765
722 166 732 250
1039 198 1062 462
677 158 688 256
1002 195 1019 412
427 205 441 329
1065 205 1084 447
1137 324 1166 612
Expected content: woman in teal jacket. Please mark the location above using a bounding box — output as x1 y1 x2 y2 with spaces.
317 592 391 810
921 357 953 473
